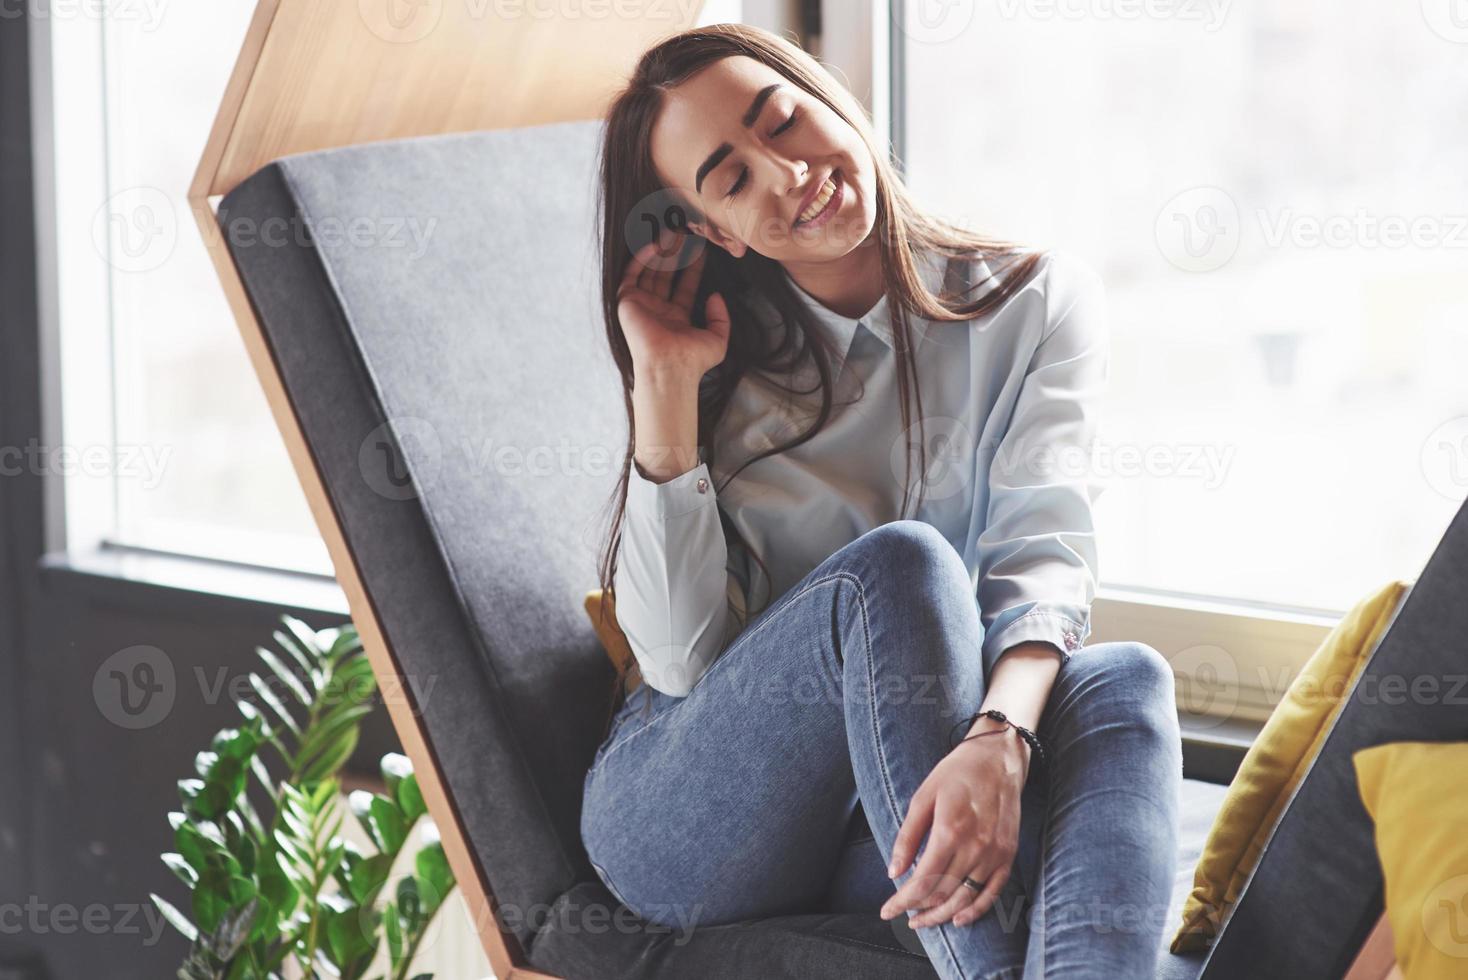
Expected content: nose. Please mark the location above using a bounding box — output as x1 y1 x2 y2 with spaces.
782 158 809 196
752 146 808 197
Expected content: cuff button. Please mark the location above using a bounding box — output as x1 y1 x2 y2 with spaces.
1062 630 1080 651
696 478 709 493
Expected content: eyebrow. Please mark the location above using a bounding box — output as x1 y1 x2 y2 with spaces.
694 82 783 196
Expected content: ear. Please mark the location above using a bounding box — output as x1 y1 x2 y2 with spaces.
687 216 748 259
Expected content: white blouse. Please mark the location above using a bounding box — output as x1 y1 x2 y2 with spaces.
614 247 1107 697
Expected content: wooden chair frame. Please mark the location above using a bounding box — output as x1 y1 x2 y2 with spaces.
186 2 702 974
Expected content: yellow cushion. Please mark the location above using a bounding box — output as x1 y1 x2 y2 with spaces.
584 589 640 690
1354 741 1468 979
1170 579 1410 954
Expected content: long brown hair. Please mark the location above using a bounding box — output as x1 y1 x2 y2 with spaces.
592 23 1043 737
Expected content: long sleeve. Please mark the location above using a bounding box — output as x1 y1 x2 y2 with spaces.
976 252 1107 675
614 457 746 697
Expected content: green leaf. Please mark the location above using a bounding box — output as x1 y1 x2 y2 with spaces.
162 852 199 888
194 751 219 779
192 865 253 936
294 702 373 777
326 625 364 662
212 724 260 763
414 841 453 921
379 753 411 800
235 787 266 844
249 754 276 798
395 875 424 933
174 822 214 877
321 892 376 970
150 892 198 942
249 671 303 739
274 827 307 867
340 851 392 907
256 646 312 706
326 653 376 701
397 774 426 826
368 795 407 856
255 853 298 943
273 848 307 888
301 726 360 785
311 777 339 812
273 621 319 678
384 897 405 967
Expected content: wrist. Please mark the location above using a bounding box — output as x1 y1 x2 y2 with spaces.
633 361 704 394
949 708 1048 769
961 718 1029 759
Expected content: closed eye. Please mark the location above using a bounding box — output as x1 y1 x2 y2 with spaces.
726 109 802 199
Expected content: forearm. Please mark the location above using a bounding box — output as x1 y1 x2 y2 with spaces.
975 641 1063 733
631 368 702 482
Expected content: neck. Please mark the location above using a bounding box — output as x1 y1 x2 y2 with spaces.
781 235 885 321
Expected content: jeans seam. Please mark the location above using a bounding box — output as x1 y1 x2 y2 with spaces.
588 856 637 915
844 570 970 980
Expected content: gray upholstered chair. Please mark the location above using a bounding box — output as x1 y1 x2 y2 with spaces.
217 119 1468 978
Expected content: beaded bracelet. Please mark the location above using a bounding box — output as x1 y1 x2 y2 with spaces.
947 709 1049 768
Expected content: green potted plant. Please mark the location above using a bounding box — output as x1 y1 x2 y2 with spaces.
150 614 455 979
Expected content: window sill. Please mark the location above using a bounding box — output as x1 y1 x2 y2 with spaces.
1179 709 1259 785
38 542 350 618
36 547 1262 782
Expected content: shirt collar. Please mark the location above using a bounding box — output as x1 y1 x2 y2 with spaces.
783 245 949 373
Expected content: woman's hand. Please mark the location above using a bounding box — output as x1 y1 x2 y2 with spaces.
617 227 731 384
880 720 1031 929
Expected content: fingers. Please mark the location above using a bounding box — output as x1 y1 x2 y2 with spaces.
703 291 731 342
670 238 704 311
911 857 1006 930
953 865 1009 928
645 227 679 299
881 798 949 921
885 788 933 883
619 239 660 301
903 847 972 927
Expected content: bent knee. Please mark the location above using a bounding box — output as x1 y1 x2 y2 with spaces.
1073 641 1179 727
1111 641 1175 695
842 520 956 578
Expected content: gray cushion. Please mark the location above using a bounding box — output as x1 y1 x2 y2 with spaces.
217 119 1468 978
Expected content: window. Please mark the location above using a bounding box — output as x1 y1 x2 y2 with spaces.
50 0 330 574
47 0 745 577
895 1 1468 613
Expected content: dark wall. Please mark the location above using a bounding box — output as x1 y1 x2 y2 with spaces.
1 4 45 972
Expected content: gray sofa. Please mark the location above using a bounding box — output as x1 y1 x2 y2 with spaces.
217 119 1468 978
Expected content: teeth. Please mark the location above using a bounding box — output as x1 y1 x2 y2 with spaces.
798 177 837 224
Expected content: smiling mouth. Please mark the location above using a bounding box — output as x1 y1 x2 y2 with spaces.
794 170 843 228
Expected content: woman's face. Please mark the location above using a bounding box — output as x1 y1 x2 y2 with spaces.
649 55 877 265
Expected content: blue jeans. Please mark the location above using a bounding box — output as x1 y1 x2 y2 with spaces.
581 520 1182 979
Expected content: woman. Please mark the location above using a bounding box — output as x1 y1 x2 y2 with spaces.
581 23 1182 980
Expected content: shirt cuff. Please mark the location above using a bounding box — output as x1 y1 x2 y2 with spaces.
626 459 716 520
981 606 1090 674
